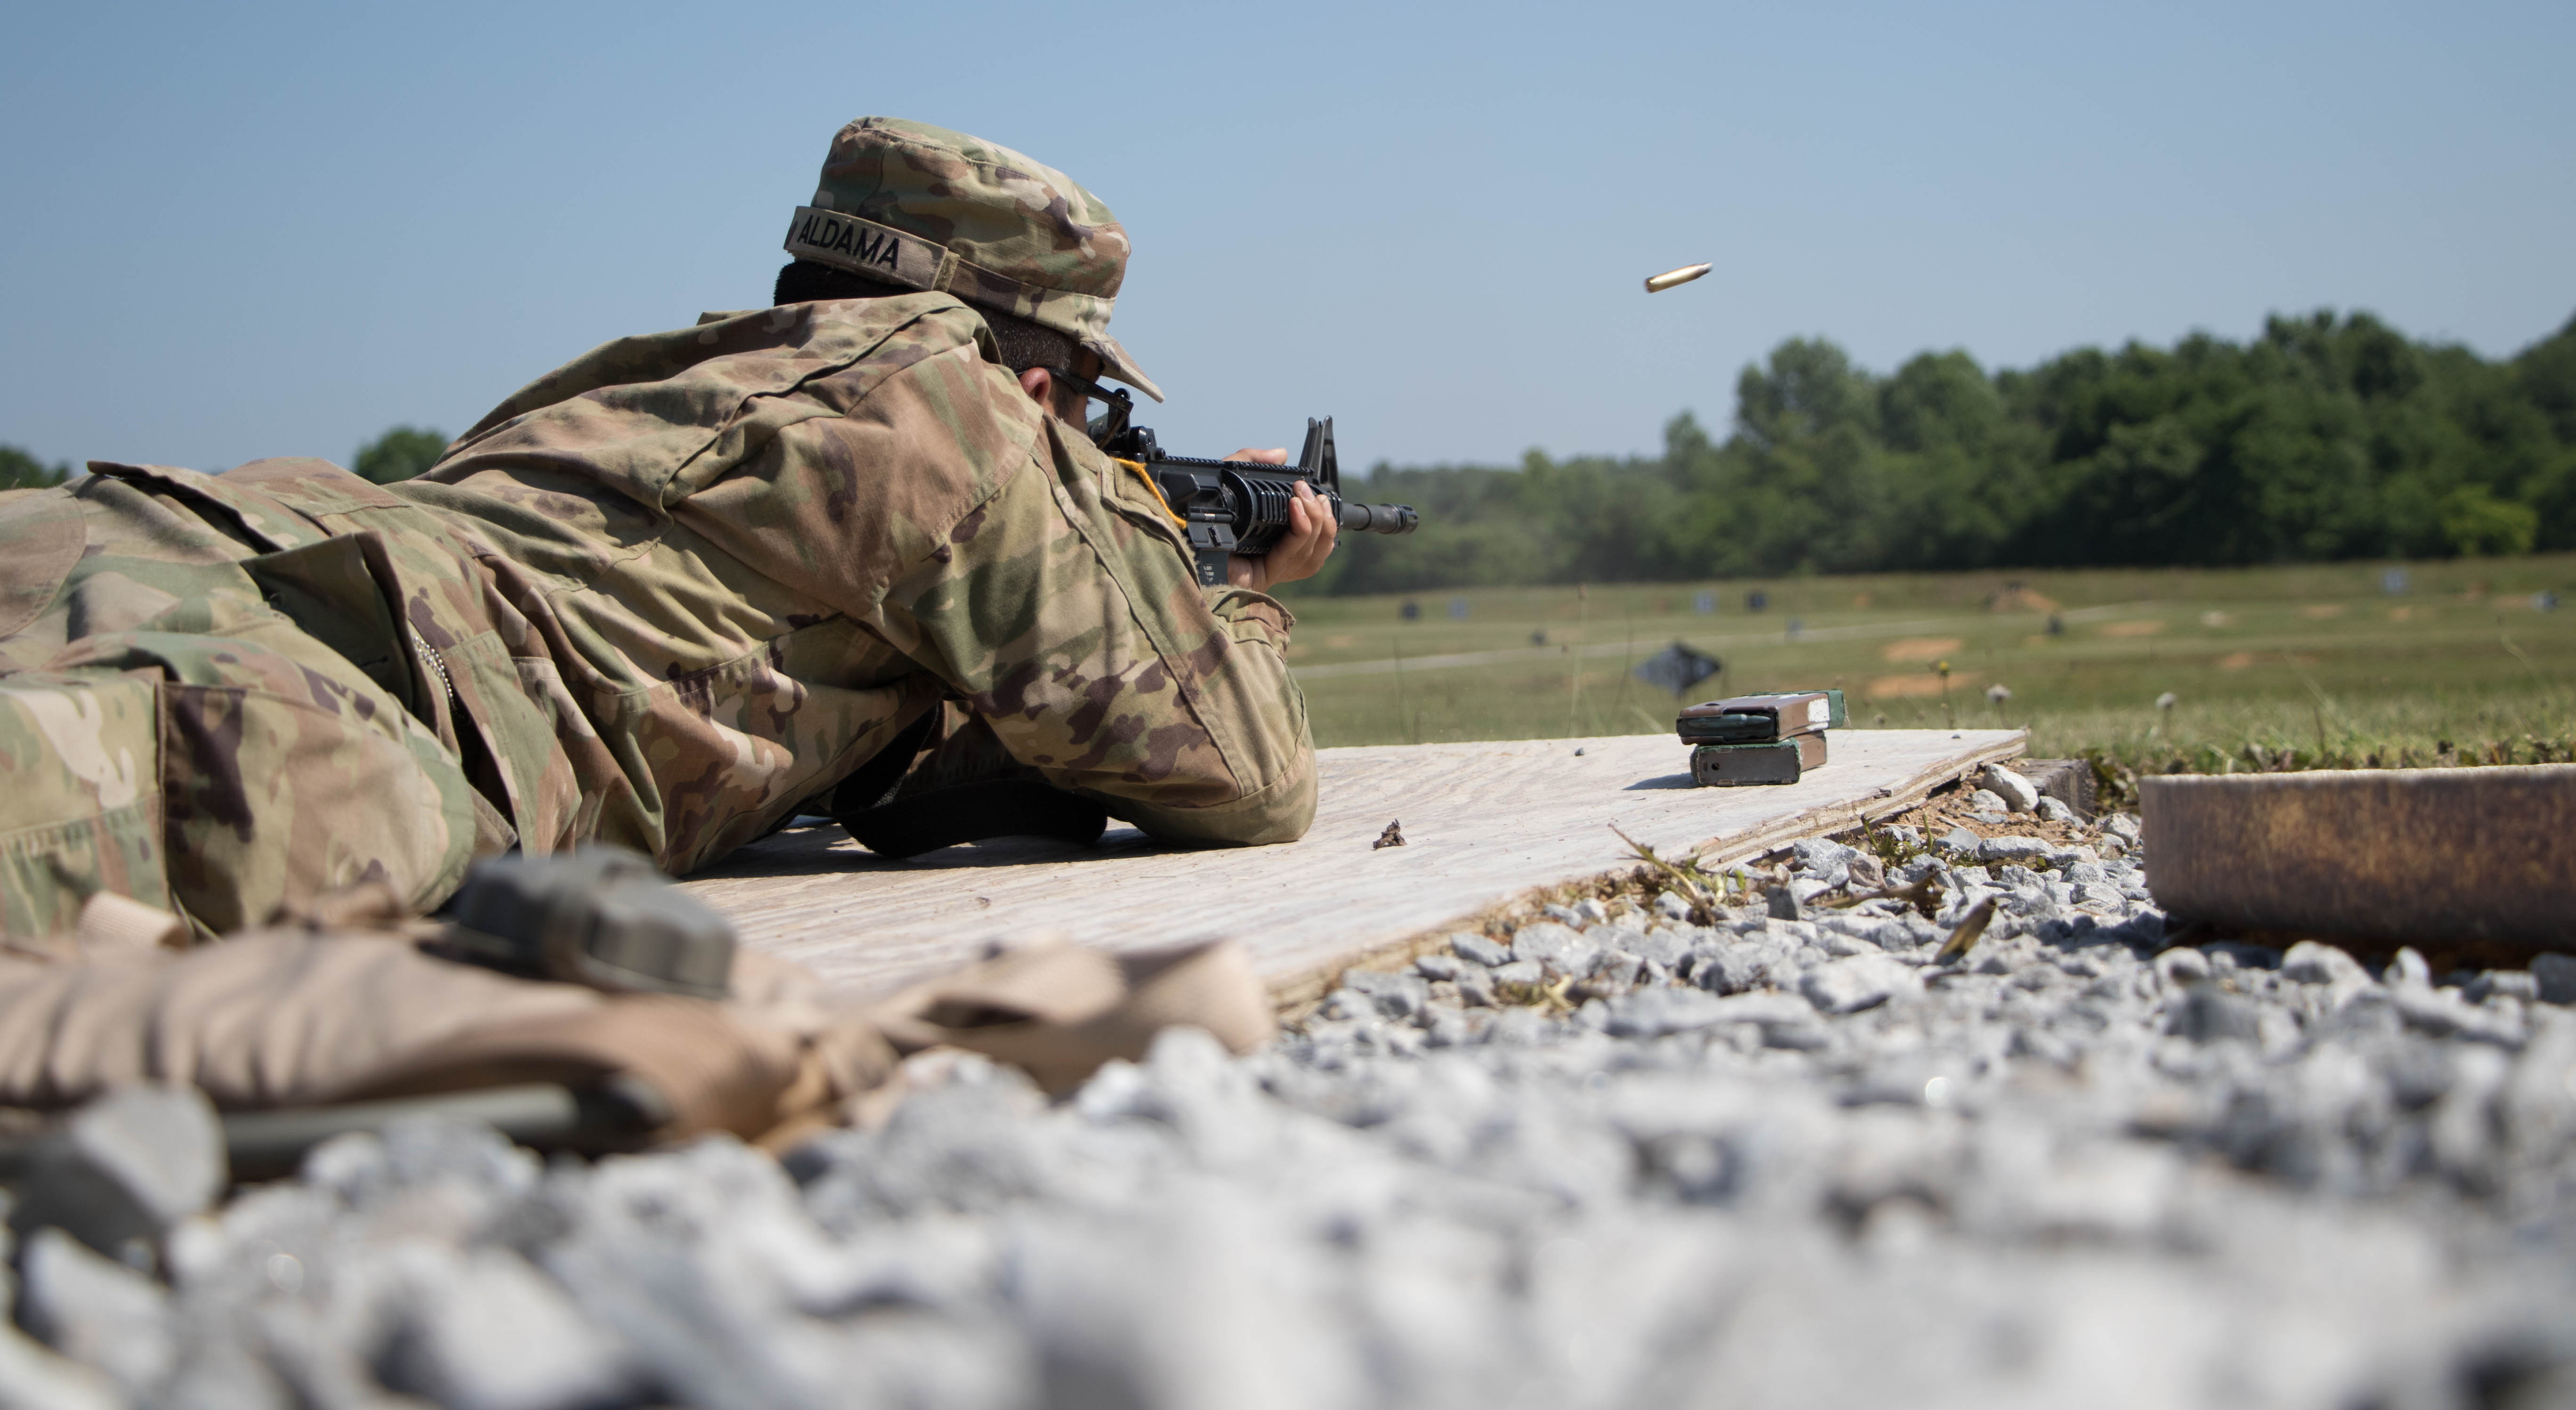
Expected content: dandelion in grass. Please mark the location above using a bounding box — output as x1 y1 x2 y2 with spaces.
1986 682 2012 727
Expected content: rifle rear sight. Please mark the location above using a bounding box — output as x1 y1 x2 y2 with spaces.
1097 416 1421 588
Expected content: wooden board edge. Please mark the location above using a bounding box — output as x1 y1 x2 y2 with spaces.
1264 732 2029 1017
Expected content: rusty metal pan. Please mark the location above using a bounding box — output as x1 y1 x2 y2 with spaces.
2142 765 2576 952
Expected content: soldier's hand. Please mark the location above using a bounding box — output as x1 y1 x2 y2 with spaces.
1219 448 1284 592
1217 451 1339 592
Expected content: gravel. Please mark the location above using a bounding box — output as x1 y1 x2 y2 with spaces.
1978 763 2041 813
2541 954 2576 1005
12 811 2576 1410
8 1087 225 1272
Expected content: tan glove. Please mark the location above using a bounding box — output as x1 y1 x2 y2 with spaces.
866 938 1276 1095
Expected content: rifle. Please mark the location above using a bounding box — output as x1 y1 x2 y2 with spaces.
1093 401 1420 587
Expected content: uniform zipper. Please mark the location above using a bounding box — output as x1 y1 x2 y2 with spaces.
412 636 460 716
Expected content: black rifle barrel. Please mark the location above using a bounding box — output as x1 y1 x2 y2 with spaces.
1335 499 1418 534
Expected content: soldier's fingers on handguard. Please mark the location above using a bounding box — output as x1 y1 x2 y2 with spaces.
1260 482 1337 588
1221 447 1290 464
1293 480 1339 555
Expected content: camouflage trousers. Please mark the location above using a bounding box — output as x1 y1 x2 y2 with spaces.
0 474 493 940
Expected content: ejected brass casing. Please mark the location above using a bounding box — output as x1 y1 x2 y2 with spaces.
1645 262 1712 293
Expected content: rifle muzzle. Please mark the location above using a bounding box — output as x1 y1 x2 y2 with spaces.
1334 500 1420 535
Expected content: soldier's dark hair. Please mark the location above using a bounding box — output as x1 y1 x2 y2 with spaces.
773 259 1084 377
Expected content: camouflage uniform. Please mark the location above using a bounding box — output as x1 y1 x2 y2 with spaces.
0 118 1314 940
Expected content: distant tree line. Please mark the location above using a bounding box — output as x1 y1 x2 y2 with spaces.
1300 309 2576 595
353 426 448 484
0 446 72 490
0 427 448 489
20 308 2575 584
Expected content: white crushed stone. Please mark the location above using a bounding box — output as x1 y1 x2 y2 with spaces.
17 812 2576 1410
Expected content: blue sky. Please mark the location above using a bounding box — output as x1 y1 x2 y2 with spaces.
2 0 2568 474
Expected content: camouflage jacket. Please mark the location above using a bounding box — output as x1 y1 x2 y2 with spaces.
388 293 1316 873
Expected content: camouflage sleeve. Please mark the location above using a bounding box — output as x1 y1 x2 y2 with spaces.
864 373 1316 845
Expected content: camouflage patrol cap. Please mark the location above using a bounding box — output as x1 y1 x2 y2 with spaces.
785 116 1163 402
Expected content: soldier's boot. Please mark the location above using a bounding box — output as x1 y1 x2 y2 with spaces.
831 705 1107 859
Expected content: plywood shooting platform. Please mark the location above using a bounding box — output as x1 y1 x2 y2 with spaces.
684 729 2026 1000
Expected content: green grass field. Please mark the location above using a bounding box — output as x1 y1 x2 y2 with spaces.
1278 554 2576 793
